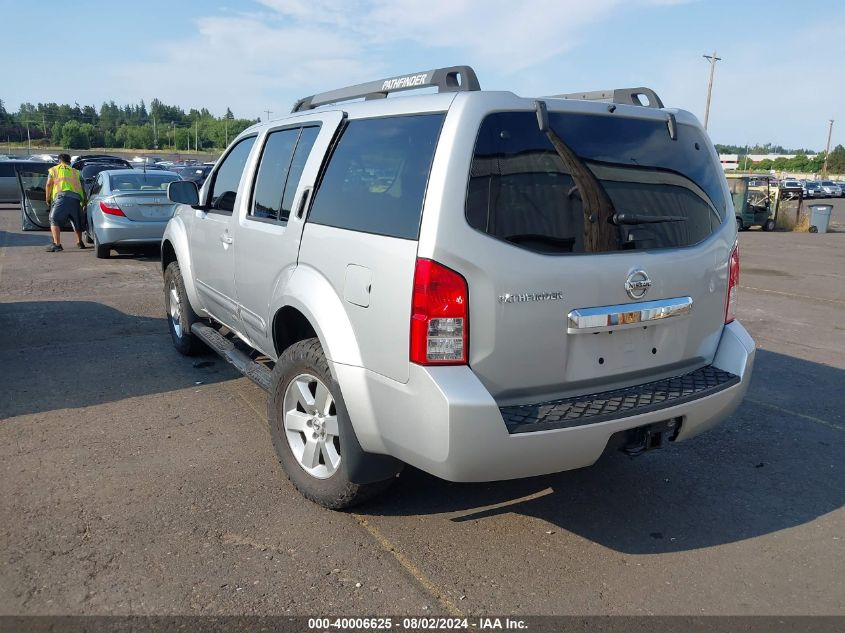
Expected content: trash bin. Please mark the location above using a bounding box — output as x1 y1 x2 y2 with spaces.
808 204 832 234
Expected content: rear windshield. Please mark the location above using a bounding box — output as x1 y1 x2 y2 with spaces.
109 173 179 191
466 111 727 254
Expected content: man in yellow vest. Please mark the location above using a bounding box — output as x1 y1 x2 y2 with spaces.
44 153 88 252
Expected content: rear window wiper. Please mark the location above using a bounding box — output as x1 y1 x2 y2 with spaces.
535 100 618 253
612 213 687 225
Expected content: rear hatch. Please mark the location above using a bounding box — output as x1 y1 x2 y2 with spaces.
431 104 733 404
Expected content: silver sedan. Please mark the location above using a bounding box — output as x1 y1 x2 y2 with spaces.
85 169 181 259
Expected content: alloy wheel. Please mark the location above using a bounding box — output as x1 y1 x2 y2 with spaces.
283 373 341 479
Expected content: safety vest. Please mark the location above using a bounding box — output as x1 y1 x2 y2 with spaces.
48 163 85 204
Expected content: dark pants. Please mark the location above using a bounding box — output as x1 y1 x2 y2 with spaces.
50 192 82 229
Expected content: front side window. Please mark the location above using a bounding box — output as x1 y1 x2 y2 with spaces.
308 114 444 240
466 111 727 254
209 136 256 212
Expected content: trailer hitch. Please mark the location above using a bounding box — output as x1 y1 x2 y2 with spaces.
621 418 681 456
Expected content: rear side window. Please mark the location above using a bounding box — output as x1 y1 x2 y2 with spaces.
250 129 300 221
281 126 320 221
308 114 444 239
466 111 727 254
209 136 256 212
250 125 320 223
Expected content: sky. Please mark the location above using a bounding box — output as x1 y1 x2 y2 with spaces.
1 0 843 150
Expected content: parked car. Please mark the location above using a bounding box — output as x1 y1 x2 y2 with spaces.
177 165 213 187
162 66 754 509
0 160 46 203
79 162 132 193
85 169 180 258
72 154 130 169
780 180 803 198
803 181 821 198
818 180 842 197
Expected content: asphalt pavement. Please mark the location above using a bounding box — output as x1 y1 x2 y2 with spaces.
1 199 843 616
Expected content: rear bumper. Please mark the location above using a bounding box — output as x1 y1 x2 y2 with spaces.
336 321 755 482
93 214 169 245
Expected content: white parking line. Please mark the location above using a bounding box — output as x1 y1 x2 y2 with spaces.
746 397 844 433
740 285 845 306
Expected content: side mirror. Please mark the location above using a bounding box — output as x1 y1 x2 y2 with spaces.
167 180 199 206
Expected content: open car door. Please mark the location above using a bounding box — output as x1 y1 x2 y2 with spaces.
17 166 52 231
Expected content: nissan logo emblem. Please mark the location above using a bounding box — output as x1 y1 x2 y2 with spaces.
625 270 652 300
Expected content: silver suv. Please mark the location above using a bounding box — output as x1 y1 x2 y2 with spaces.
162 66 755 508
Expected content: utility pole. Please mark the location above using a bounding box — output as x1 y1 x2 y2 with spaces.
153 115 157 148
41 112 47 136
26 123 31 154
225 118 228 147
822 119 834 178
264 110 273 122
195 120 199 152
702 51 722 130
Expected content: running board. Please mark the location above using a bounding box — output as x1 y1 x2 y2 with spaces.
191 323 273 392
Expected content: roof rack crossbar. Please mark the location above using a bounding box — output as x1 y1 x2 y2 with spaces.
291 65 480 112
550 87 664 109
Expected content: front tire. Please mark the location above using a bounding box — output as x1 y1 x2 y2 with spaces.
268 338 394 509
163 260 202 355
763 218 775 232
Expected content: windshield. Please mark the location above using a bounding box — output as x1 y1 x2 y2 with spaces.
466 111 727 254
109 173 179 191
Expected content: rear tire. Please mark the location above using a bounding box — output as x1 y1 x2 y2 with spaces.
736 217 744 232
268 338 395 509
163 260 202 355
93 229 110 259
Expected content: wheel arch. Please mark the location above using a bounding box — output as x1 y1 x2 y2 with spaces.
270 265 362 368
161 216 203 316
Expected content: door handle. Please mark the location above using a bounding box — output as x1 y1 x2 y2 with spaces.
296 186 313 220
219 233 233 245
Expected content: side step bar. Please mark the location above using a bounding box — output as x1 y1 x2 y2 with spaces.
191 323 273 392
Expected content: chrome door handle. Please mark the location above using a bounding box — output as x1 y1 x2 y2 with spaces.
219 234 233 245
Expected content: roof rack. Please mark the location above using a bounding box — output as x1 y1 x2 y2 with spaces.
291 65 480 113
549 87 664 109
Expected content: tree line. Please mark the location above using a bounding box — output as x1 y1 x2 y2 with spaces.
0 98 258 151
716 144 845 174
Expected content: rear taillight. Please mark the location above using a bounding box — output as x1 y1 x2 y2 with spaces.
725 244 740 323
99 200 125 217
410 259 468 365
